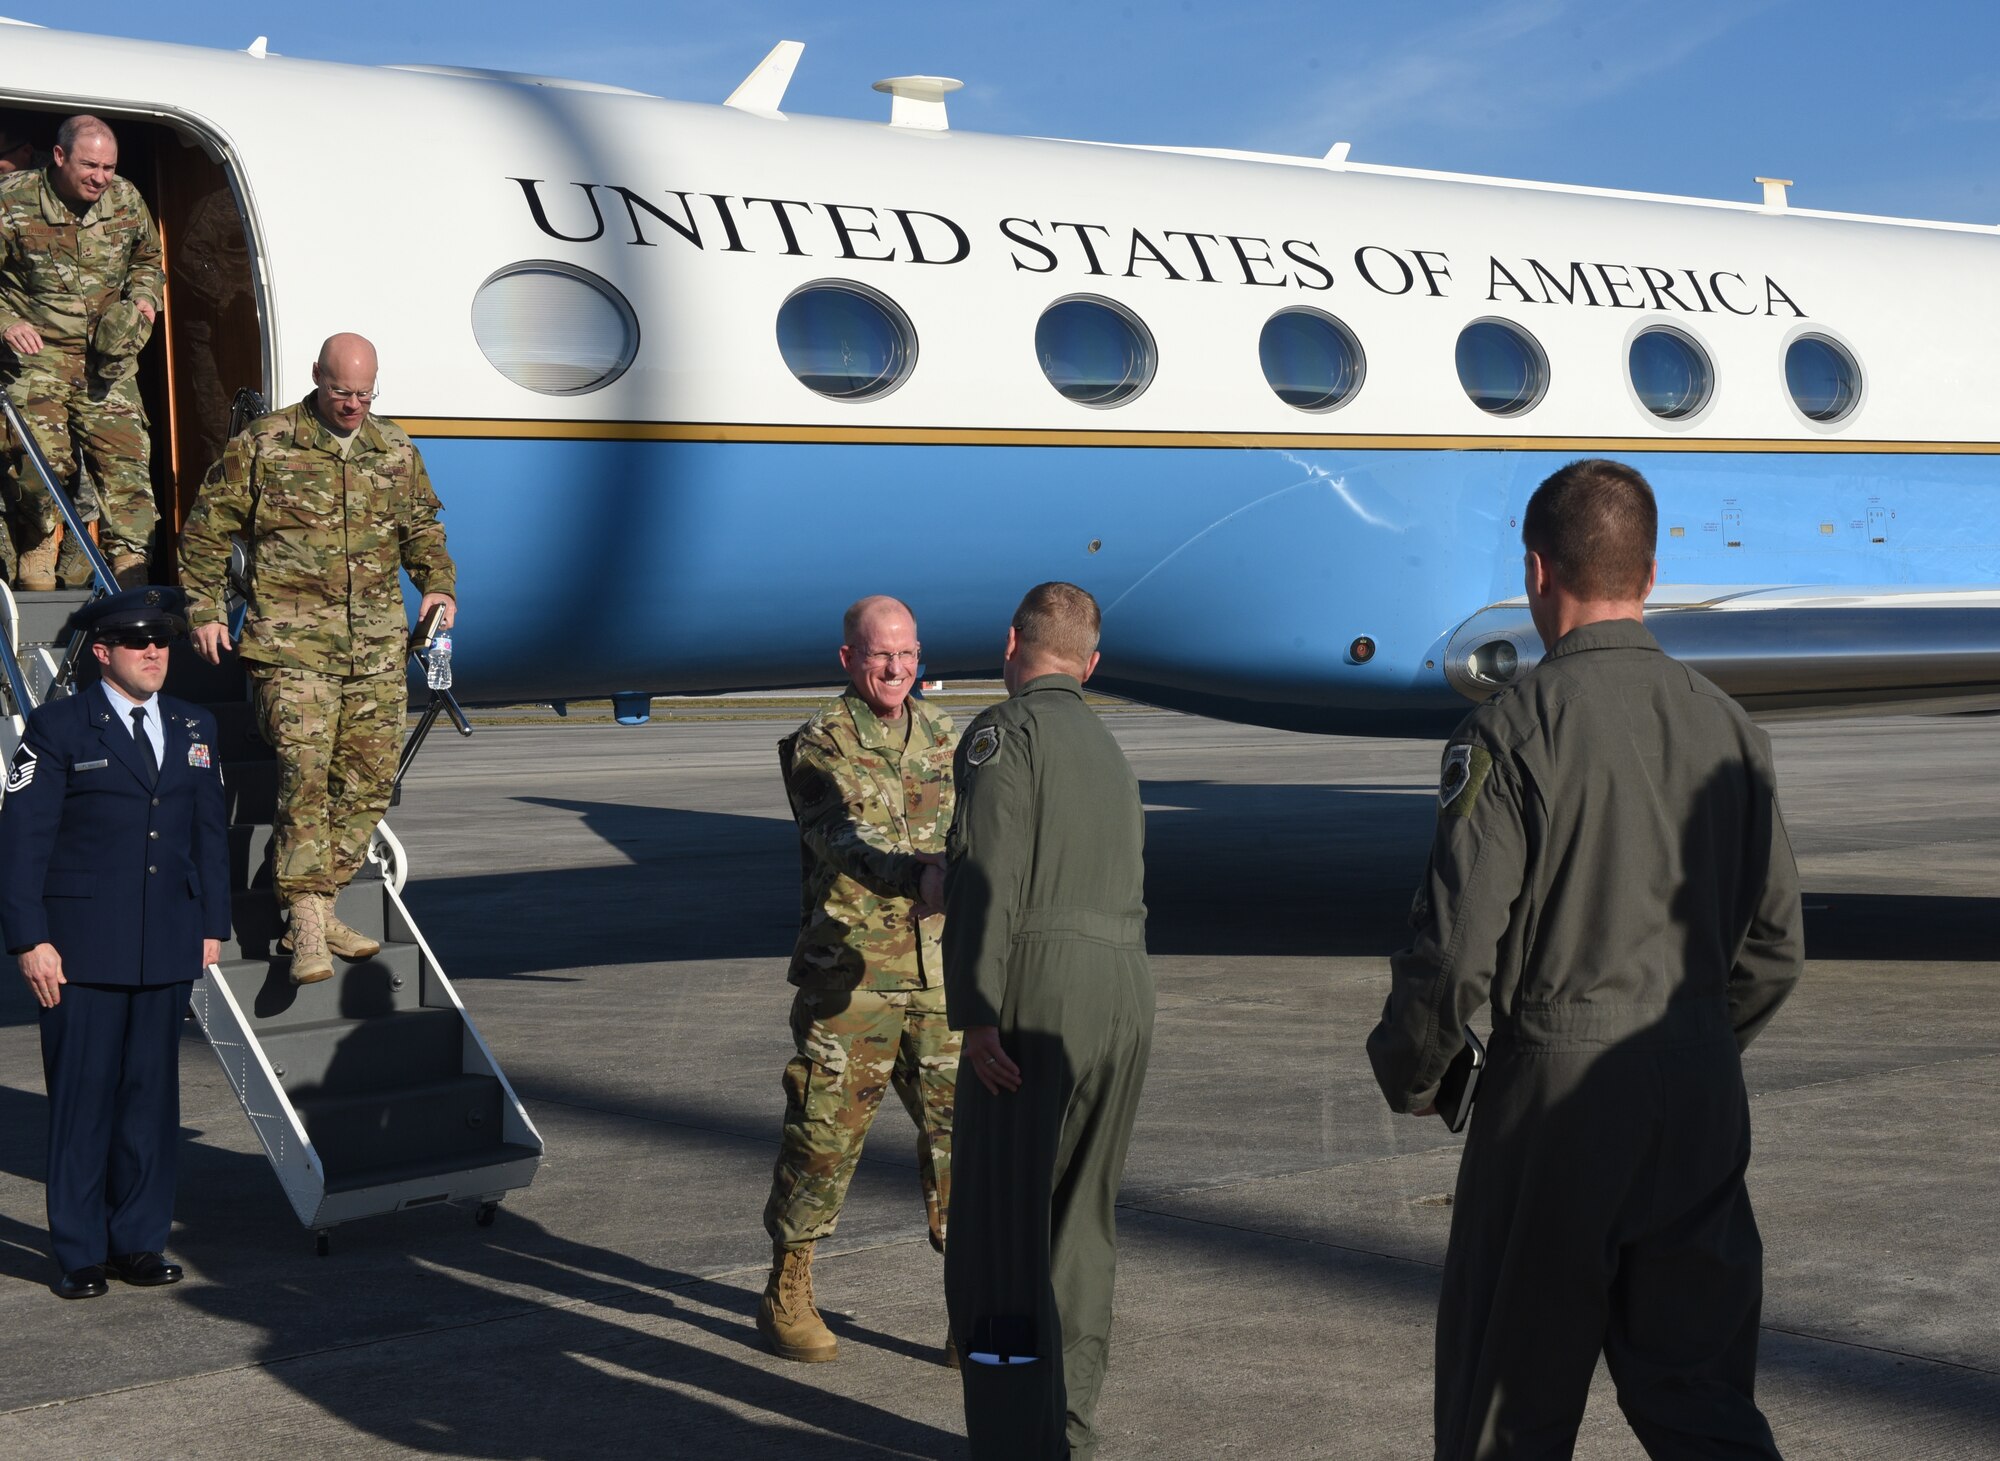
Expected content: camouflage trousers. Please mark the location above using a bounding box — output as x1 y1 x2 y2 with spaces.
2 349 155 561
764 984 961 1251
251 664 406 903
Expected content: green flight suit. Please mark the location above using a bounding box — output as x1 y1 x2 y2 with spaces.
1368 619 1804 1461
943 674 1154 1461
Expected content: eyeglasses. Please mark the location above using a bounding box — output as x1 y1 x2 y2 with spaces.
104 628 179 649
858 648 921 668
322 386 379 404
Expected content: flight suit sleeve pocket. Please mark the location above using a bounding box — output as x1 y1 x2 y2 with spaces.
43 869 93 899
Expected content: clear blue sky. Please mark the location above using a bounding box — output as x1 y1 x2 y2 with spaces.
15 0 1999 224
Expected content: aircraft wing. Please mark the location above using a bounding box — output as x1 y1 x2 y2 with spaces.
1443 586 2000 718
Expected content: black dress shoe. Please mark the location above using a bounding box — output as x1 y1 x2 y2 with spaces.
53 1265 108 1299
105 1251 183 1286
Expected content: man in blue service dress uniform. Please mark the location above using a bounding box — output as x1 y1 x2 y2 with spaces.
0 587 231 1299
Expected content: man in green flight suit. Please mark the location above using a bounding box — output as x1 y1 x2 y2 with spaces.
944 581 1153 1461
760 594 960 1363
0 115 163 590
1368 459 1804 1460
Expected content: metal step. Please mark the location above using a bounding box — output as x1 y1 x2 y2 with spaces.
321 1141 541 1198
262 1007 465 1097
11 587 91 647
224 880 392 959
212 935 421 1007
176 633 541 1236
297 1073 504 1177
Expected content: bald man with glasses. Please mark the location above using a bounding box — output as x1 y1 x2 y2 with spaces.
180 332 455 988
758 594 962 1364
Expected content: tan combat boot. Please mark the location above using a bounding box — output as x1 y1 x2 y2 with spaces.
15 531 57 592
320 893 382 961
53 531 91 589
109 553 149 589
756 1242 838 1363
284 897 334 986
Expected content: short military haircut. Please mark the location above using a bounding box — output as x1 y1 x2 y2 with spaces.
842 595 913 646
1011 581 1101 670
1522 458 1658 601
55 114 114 154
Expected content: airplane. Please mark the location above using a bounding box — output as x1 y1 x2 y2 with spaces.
3 20 1998 738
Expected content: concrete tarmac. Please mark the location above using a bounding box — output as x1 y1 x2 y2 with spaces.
1 707 1996 1458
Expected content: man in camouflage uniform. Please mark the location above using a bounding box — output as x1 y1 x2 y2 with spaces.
0 115 162 591
760 594 960 1364
181 333 456 986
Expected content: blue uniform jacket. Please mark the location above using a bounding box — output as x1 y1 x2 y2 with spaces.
0 684 231 984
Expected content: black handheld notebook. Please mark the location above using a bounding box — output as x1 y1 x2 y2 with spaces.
1435 1026 1486 1134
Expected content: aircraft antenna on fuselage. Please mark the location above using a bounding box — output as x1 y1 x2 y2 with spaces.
725 40 803 114
245 35 269 59
872 75 964 131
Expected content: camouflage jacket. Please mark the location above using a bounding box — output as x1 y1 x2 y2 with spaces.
179 397 456 677
0 168 163 354
782 689 956 991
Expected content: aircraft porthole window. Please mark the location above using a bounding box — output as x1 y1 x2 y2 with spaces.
776 281 916 401
471 261 639 395
1629 326 1713 421
1035 296 1156 408
1455 319 1548 416
1785 333 1861 423
1259 308 1365 412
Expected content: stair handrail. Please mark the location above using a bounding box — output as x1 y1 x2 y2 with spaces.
0 579 36 731
392 638 471 798
1 394 118 600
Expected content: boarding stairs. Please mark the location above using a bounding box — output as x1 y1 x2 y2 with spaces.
2 396 540 1255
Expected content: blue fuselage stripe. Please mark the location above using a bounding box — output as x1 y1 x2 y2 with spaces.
408 439 1998 733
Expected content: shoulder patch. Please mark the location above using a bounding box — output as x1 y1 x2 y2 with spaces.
1438 743 1492 818
5 743 37 795
966 725 1002 766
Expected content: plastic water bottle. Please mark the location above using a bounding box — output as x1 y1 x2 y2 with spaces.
426 629 453 690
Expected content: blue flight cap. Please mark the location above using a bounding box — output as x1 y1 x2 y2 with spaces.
65 586 191 642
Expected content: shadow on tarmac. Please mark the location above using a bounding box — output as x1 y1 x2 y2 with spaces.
392 789 2000 981
3 1041 1997 1447
0 1076 963 1455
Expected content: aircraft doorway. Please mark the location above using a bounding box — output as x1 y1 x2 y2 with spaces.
0 105 264 581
